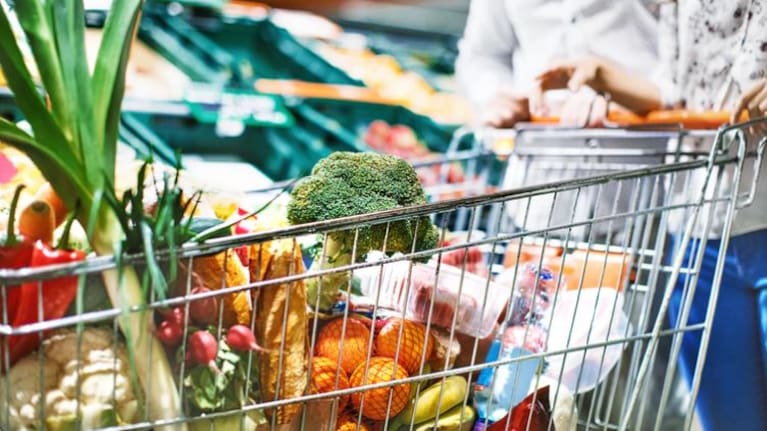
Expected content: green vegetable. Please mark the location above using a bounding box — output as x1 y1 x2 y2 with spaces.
287 152 439 310
184 340 266 429
0 1 184 429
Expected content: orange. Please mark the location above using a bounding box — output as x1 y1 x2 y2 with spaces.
349 357 410 421
310 356 351 410
335 414 372 431
375 318 434 375
315 318 373 375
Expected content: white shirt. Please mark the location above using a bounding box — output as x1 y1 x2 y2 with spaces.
455 0 660 108
656 0 767 238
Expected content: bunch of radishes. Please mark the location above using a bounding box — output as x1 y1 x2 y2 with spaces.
155 286 266 370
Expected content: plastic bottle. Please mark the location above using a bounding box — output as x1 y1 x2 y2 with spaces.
472 265 558 429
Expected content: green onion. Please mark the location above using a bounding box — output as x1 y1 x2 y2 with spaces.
0 2 185 429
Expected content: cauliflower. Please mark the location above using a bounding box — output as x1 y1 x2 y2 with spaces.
0 328 139 430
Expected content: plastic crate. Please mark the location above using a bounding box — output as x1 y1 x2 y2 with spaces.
120 99 365 182
144 8 363 87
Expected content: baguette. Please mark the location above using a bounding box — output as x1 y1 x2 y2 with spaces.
255 238 308 425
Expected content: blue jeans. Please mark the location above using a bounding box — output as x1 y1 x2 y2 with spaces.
667 229 767 431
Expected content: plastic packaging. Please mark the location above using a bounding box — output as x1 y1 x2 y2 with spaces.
543 287 630 394
355 254 506 338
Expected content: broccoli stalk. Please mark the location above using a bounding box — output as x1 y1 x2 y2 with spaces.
287 152 439 311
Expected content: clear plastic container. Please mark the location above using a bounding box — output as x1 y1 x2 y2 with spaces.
355 257 507 338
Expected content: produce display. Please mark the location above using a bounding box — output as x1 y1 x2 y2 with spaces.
314 43 470 124
363 120 465 188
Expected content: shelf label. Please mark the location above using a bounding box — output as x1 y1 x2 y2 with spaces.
184 86 294 134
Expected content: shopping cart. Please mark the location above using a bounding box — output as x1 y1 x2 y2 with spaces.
0 119 763 431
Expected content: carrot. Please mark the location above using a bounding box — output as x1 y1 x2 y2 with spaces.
33 182 68 227
18 200 55 244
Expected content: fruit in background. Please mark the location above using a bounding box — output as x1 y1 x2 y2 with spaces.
394 375 468 427
310 356 352 411
349 357 411 421
362 121 466 189
375 318 434 375
316 317 374 375
336 413 372 431
387 125 422 154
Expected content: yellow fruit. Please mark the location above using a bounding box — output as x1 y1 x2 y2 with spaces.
316 318 373 375
349 357 411 421
311 356 351 410
336 414 372 431
375 319 434 375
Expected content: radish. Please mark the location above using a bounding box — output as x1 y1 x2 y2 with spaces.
156 320 184 348
163 307 186 328
189 287 219 326
188 330 219 369
225 325 268 353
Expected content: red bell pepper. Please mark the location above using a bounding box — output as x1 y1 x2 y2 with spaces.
7 240 86 365
233 207 257 267
0 185 34 325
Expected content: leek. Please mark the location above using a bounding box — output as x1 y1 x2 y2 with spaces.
0 1 185 429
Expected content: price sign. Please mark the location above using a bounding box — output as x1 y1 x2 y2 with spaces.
184 85 295 131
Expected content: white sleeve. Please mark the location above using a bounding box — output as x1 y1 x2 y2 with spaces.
455 0 518 109
651 1 680 108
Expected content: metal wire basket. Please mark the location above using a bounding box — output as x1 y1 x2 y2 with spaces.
0 119 763 431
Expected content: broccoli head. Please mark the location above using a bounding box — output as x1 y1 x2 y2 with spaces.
287 152 439 310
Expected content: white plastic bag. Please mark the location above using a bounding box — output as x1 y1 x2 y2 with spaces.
543 288 631 394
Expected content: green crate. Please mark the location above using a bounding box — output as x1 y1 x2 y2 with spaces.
139 11 234 85
141 8 361 87
121 100 366 182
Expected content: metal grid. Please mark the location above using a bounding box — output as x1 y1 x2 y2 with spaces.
0 119 763 431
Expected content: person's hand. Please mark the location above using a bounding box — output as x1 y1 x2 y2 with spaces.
557 91 610 128
479 91 531 128
732 79 767 134
530 57 605 116
732 79 767 122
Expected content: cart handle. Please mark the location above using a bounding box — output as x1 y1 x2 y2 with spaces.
531 109 747 130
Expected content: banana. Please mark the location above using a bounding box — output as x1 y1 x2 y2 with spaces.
413 404 476 431
400 375 468 426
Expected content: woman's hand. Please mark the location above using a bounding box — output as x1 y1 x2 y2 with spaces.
732 79 767 134
530 57 605 115
732 78 767 123
558 91 610 128
479 90 531 128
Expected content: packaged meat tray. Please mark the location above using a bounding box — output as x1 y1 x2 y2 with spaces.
355 256 507 338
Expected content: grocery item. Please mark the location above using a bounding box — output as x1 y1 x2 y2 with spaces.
0 328 139 430
412 404 476 431
336 413 373 431
287 152 439 311
428 328 462 372
484 386 554 431
186 249 253 327
315 317 372 375
256 238 309 425
357 258 506 338
310 356 351 411
7 240 86 365
349 357 411 421
375 318 434 375
392 375 468 427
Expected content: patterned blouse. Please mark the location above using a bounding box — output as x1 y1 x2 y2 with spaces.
655 0 767 110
